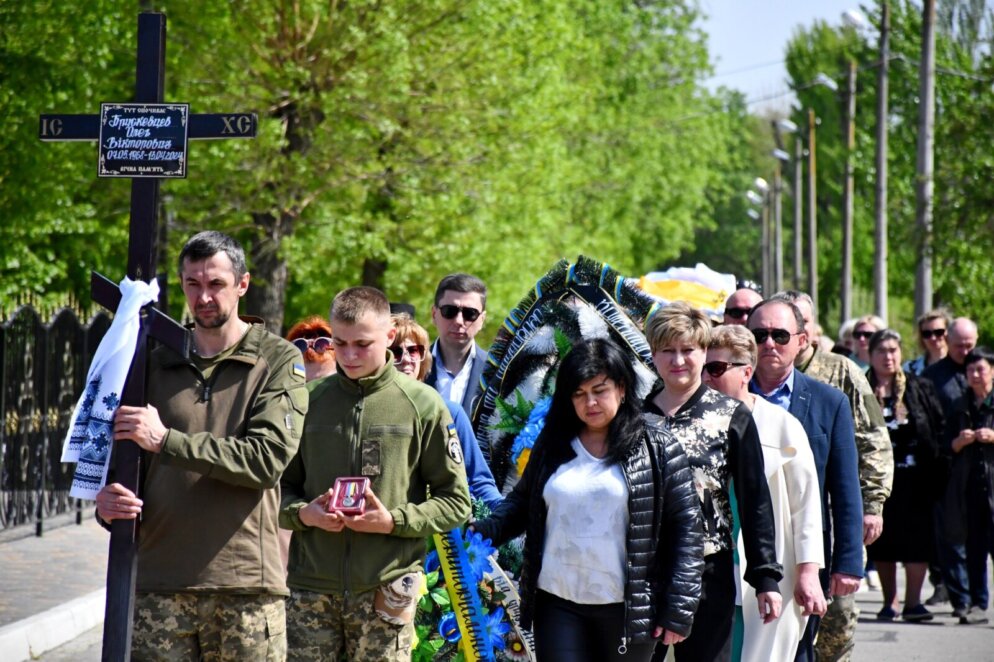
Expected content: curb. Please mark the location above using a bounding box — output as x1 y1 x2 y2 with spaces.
0 589 105 661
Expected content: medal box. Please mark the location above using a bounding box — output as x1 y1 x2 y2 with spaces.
329 477 369 515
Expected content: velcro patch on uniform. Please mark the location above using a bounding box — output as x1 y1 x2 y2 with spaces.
447 424 463 464
293 363 306 379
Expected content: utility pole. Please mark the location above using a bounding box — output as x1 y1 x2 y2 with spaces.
807 109 818 314
874 1 890 322
841 59 857 325
773 160 784 292
793 137 803 290
915 0 936 318
762 192 771 296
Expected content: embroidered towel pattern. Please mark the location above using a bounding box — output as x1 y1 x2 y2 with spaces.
61 277 159 499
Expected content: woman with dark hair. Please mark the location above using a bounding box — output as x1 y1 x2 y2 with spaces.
474 338 704 662
950 346 994 624
864 329 945 622
643 302 781 662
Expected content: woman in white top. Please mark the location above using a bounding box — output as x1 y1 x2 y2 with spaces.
474 338 704 661
703 325 826 662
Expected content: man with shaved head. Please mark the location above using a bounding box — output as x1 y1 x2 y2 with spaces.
723 286 764 326
924 316 979 619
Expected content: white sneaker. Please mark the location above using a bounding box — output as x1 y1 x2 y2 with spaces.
866 569 880 590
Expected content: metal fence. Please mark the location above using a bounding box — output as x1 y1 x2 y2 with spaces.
0 306 110 536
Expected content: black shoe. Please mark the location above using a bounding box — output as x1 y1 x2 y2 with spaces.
902 604 934 622
877 606 898 621
959 607 989 625
925 585 949 606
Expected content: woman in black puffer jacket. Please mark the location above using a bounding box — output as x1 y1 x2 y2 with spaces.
474 338 704 662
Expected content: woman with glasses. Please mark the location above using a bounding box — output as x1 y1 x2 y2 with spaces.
904 309 952 376
703 325 825 661
390 314 502 510
474 338 704 661
286 316 336 382
851 314 885 368
643 302 781 662
865 329 946 622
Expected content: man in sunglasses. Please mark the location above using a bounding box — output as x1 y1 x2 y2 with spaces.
428 273 489 419
723 286 764 326
769 291 893 662
747 299 863 662
923 316 979 619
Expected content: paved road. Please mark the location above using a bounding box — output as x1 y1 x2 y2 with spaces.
35 573 994 661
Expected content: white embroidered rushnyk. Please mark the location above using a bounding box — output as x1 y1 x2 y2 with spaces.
61 277 159 500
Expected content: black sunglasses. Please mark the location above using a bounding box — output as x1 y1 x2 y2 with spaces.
703 361 749 378
724 306 752 319
292 337 333 354
751 328 798 346
921 328 946 339
390 343 425 363
852 330 874 341
438 305 482 322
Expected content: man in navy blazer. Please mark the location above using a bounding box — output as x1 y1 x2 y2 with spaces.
747 299 863 662
427 273 489 422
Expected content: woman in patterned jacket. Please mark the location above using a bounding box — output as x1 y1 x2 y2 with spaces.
643 302 782 662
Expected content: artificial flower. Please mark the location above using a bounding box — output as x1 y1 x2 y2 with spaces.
425 549 440 574
509 396 551 472
503 632 531 661
464 531 497 582
484 607 511 651
438 612 461 643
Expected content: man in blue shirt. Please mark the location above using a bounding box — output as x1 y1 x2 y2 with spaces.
748 299 863 662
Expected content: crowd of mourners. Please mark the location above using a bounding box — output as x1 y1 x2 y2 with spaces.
91 230 994 662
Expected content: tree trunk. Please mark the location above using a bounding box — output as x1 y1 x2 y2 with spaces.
245 211 290 334
362 258 387 291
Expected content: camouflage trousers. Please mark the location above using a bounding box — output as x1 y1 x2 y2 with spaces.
132 592 287 662
814 594 859 662
286 588 414 662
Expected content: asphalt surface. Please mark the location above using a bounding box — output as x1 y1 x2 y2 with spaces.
3 520 992 661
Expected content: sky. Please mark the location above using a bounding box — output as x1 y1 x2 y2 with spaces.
699 0 862 111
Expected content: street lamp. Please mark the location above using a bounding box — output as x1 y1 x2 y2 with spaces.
748 179 771 295
771 120 797 294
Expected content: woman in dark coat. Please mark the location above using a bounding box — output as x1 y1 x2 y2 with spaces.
474 338 704 662
865 329 945 622
950 346 994 624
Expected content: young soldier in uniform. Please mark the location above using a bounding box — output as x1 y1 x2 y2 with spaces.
280 286 471 661
95 231 309 660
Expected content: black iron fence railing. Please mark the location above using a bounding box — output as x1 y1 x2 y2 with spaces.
0 306 110 535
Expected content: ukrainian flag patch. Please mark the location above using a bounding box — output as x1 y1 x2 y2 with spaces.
293 363 306 379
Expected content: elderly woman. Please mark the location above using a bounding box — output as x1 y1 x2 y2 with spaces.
950 347 994 624
475 338 704 661
643 302 781 662
904 308 952 376
286 315 336 382
703 325 825 662
390 314 502 511
864 328 945 622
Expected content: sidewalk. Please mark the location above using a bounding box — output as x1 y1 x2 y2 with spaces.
0 515 108 661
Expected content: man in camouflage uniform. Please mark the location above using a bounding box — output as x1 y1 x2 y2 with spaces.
772 292 894 662
280 286 471 661
95 231 308 660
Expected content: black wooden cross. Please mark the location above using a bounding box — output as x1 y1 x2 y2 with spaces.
39 12 256 661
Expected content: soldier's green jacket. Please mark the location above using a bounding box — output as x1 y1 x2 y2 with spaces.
136 321 309 595
280 360 471 596
800 347 894 516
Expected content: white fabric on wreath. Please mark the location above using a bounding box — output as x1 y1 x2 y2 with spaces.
61 277 159 499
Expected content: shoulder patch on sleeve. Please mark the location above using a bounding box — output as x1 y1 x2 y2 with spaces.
293 363 306 379
447 423 463 464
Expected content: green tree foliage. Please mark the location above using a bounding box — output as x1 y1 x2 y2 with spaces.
1 1 728 337
785 0 994 338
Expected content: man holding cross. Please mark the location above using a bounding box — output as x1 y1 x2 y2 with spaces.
95 231 309 660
